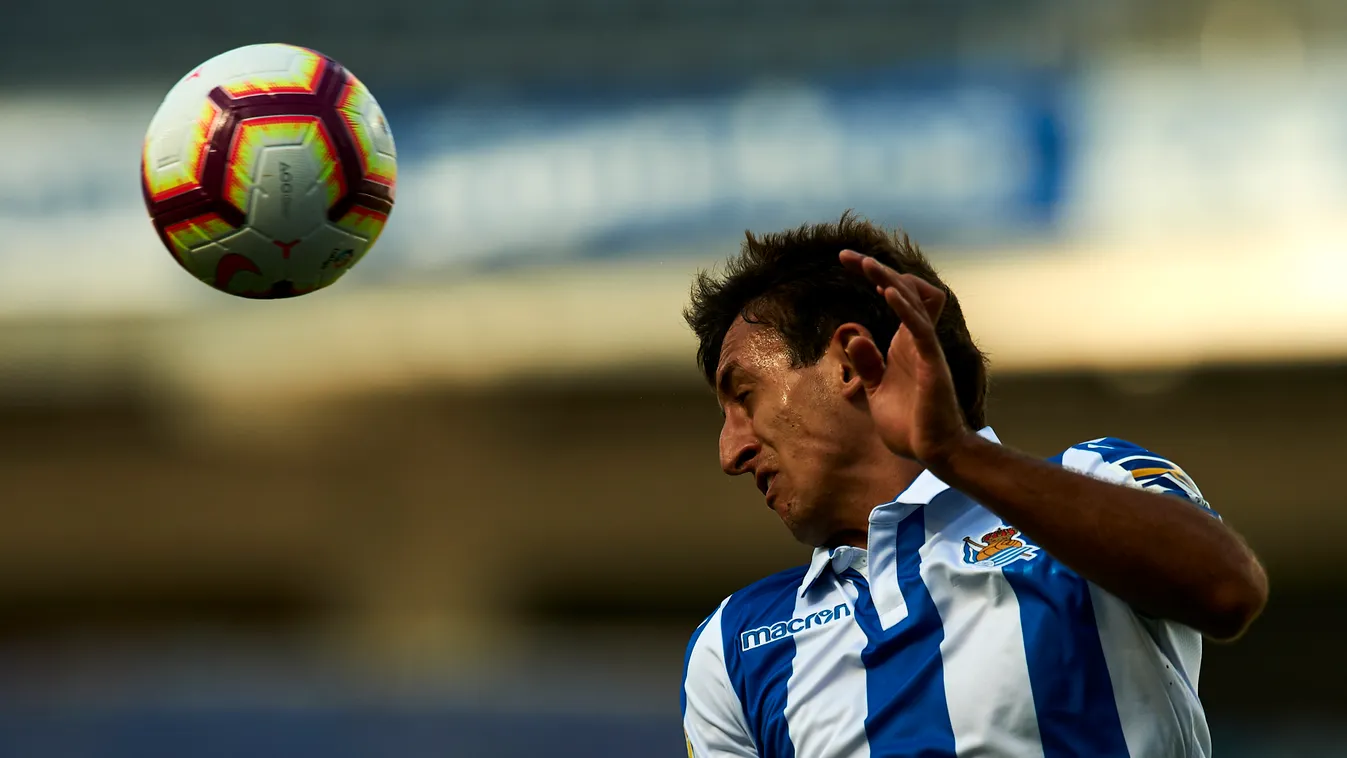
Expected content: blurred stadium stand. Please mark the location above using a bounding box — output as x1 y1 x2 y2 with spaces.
3 0 1347 755
2 0 1102 88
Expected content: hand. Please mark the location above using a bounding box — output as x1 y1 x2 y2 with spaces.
838 250 972 468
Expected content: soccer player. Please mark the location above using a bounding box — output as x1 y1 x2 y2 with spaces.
679 214 1267 757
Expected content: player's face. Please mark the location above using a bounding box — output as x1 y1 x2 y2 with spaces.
715 317 864 546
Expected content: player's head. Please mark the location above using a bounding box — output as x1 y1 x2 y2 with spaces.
684 212 988 546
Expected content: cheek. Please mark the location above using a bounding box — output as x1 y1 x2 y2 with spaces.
761 369 845 461
780 391 848 458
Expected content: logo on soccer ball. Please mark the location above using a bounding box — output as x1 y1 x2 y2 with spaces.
323 248 356 270
962 526 1039 568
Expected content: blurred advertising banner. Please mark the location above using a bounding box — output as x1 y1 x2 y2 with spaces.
1062 61 1347 237
0 69 1063 313
2 62 1347 316
380 69 1065 269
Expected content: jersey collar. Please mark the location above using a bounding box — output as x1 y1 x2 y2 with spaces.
798 426 1001 597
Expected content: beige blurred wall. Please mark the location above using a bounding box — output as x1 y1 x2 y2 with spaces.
1 356 1339 659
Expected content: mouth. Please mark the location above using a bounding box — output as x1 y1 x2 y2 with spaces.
755 471 777 505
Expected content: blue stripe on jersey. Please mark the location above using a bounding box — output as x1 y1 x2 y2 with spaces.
681 611 714 717
720 567 807 758
1007 452 1129 756
858 503 957 756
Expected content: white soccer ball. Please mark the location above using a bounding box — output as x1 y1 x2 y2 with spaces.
141 43 397 298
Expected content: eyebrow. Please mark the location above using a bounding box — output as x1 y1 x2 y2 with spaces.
715 361 742 405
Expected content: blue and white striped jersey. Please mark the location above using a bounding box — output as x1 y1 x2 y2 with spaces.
682 427 1218 758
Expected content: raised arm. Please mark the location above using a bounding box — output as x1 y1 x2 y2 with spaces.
836 250 1268 640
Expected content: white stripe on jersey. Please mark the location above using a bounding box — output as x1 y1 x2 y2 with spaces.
683 600 757 757
784 583 871 758
866 499 918 631
1090 584 1210 758
921 491 1046 757
1062 446 1138 487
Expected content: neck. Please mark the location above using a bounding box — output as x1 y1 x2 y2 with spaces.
823 452 926 550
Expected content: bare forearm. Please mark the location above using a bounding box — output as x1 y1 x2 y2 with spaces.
927 434 1268 639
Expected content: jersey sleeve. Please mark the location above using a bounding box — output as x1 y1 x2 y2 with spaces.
1056 437 1219 517
682 599 758 758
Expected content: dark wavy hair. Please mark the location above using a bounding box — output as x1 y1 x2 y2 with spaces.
683 212 990 429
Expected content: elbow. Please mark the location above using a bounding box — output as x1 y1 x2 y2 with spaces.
1199 558 1269 642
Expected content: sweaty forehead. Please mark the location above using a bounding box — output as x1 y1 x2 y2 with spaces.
717 317 790 379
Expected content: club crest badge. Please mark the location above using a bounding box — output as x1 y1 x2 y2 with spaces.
962 526 1040 568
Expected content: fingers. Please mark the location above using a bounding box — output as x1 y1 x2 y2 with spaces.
839 249 892 290
908 276 947 323
838 249 869 276
882 281 944 361
839 249 946 322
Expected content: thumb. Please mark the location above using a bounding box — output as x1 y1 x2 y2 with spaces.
843 334 886 390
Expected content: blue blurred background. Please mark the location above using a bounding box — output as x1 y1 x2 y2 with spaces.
3 0 1347 755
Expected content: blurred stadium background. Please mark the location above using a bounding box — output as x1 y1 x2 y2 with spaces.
2 0 1346 755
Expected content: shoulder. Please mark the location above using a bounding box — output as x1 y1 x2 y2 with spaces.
684 565 810 655
682 566 806 709
1052 437 1215 514
727 564 811 607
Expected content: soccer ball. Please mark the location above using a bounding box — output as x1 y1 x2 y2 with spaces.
141 43 396 299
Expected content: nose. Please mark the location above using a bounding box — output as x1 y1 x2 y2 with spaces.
719 410 760 476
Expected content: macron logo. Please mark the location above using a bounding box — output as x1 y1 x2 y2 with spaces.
740 603 853 652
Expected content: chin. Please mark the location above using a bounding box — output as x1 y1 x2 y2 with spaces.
780 510 826 547
784 527 819 548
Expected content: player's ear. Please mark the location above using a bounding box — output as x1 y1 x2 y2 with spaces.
830 323 873 399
